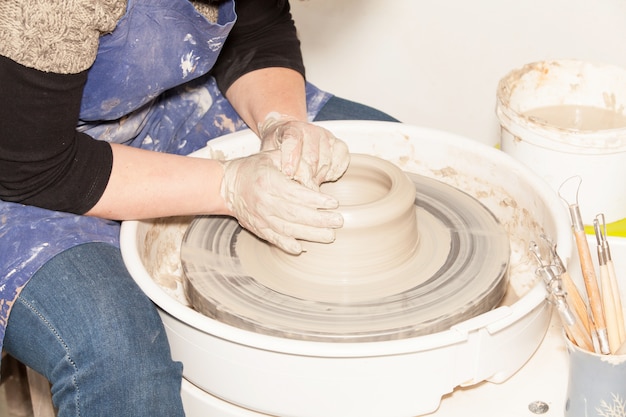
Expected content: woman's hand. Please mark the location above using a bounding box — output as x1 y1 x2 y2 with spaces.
259 113 350 190
220 150 344 254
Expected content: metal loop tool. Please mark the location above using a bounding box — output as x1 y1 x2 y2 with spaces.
530 238 594 352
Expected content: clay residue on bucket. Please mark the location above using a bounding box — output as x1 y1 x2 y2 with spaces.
496 60 557 109
497 59 626 147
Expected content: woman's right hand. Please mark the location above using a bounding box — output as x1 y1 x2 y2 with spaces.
219 151 344 255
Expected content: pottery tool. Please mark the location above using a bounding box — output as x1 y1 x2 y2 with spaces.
559 177 609 354
530 242 593 351
541 234 591 335
594 214 626 353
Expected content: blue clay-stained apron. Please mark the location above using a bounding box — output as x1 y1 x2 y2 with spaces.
0 0 332 350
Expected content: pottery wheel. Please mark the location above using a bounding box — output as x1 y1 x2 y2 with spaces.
181 172 510 342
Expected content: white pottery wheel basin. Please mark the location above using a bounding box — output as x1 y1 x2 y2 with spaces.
120 121 572 417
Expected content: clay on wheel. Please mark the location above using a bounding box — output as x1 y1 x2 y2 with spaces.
181 154 510 342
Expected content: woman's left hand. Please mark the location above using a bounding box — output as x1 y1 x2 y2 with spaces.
258 113 350 190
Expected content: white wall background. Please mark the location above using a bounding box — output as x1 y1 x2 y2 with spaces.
290 0 626 146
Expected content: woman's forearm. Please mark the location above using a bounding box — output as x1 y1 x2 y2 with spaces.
225 67 308 134
86 143 230 220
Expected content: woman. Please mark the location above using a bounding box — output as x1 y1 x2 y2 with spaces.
0 0 397 415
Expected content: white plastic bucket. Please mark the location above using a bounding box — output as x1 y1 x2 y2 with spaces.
496 60 626 227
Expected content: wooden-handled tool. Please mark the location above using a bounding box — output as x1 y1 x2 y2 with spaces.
594 214 626 353
558 176 609 354
530 240 593 352
542 235 591 335
569 204 609 354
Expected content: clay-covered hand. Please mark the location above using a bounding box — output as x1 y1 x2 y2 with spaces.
220 151 344 254
258 113 350 190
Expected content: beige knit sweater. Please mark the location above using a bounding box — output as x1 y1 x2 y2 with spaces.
0 0 219 74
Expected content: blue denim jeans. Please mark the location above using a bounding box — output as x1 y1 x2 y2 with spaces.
4 243 185 417
3 96 398 417
314 96 399 122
